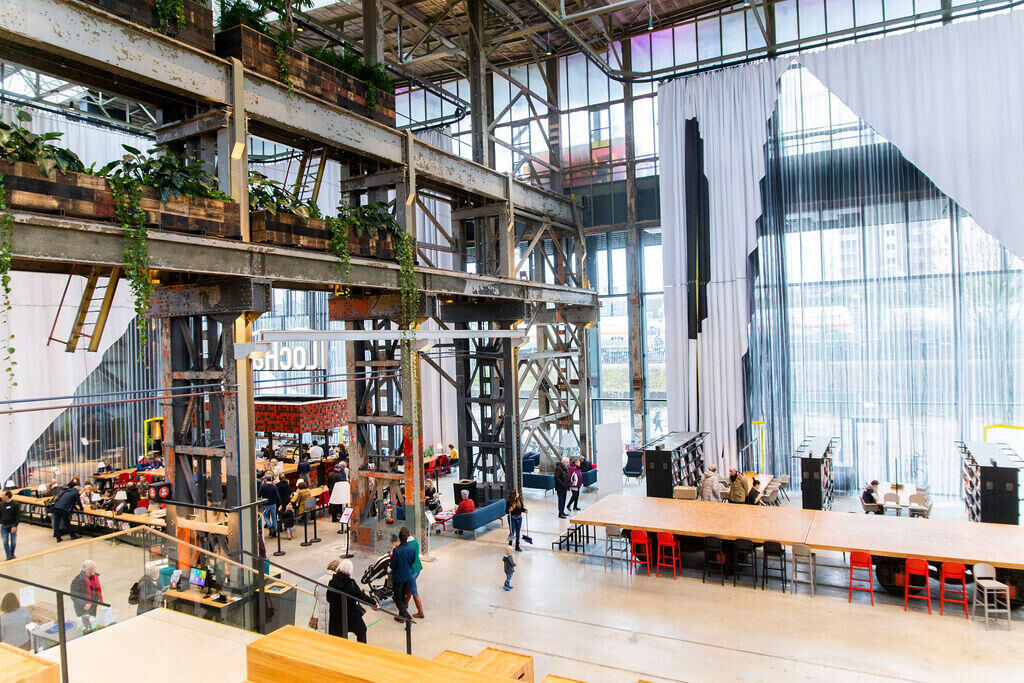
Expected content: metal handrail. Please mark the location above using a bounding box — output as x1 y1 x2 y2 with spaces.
236 549 415 655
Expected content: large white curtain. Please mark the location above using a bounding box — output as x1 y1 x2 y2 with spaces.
658 61 789 467
0 106 147 482
658 9 1024 468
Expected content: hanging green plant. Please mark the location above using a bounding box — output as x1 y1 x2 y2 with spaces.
109 174 152 360
326 215 352 294
274 29 296 95
395 230 418 329
0 173 16 390
154 0 186 34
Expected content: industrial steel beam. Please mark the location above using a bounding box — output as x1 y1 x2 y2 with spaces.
10 212 598 307
0 0 574 223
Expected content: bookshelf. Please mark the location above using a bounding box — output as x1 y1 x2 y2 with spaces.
798 436 836 511
644 432 707 499
961 441 1022 525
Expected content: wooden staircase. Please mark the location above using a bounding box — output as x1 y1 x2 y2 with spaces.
431 646 533 681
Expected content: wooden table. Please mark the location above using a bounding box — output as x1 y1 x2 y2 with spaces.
571 494 1024 570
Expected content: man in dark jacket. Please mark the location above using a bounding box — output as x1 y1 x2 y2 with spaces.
389 526 416 621
1 490 20 560
554 457 570 519
257 475 280 536
52 484 83 542
327 559 376 643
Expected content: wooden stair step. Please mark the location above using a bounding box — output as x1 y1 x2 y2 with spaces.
541 675 587 683
433 650 475 667
465 647 535 682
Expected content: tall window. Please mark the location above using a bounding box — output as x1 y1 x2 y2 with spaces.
748 67 1024 496
588 231 633 436
642 229 666 440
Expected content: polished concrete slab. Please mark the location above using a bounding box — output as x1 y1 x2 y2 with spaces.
4 480 1021 682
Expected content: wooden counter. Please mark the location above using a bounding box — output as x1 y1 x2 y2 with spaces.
0 642 59 683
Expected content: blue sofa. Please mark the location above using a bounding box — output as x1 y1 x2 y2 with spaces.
452 499 506 538
582 467 598 489
523 472 555 494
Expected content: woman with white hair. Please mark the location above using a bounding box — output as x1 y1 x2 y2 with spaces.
326 559 376 643
70 560 102 627
309 559 339 633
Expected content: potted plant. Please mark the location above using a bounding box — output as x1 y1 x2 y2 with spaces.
248 170 328 249
214 0 397 125
84 0 215 51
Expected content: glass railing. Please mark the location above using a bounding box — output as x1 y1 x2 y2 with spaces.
0 526 413 681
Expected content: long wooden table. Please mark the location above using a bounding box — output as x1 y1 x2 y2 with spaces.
570 494 1024 570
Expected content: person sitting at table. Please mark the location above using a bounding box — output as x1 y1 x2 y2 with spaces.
137 455 153 471
727 468 750 504
745 479 761 505
136 565 165 616
98 489 118 512
861 480 884 514
0 591 31 650
125 483 142 512
46 479 60 496
292 480 313 520
270 458 284 478
149 454 164 470
70 560 102 629
79 484 96 510
423 479 441 514
455 489 475 515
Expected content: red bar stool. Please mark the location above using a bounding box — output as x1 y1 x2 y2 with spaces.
904 557 932 614
656 532 679 579
629 529 652 575
940 561 969 618
848 551 875 605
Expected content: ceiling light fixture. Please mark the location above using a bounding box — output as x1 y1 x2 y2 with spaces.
647 2 654 31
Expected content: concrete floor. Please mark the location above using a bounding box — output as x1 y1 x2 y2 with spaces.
3 479 1021 682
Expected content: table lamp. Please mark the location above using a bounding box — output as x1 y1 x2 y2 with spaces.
97 461 106 470
4 480 13 489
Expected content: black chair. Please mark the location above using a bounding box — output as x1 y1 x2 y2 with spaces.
703 536 727 585
762 541 787 591
733 538 758 588
623 450 644 483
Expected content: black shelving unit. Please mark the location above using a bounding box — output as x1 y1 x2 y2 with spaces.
644 431 706 499
961 442 1021 525
798 436 836 511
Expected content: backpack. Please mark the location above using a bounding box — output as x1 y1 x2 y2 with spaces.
128 581 140 605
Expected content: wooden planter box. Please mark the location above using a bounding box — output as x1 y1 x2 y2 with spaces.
0 161 240 239
84 0 214 51
250 209 403 259
215 25 397 126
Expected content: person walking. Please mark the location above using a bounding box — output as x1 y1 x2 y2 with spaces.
52 483 83 542
70 560 102 629
327 559 377 643
568 457 583 512
554 457 570 519
502 543 516 591
506 489 527 551
389 527 416 622
698 465 722 502
1 490 20 560
310 559 339 633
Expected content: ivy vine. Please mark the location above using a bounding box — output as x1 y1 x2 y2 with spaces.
0 173 16 390
154 0 186 34
274 29 296 96
109 175 153 361
325 215 352 294
394 231 417 329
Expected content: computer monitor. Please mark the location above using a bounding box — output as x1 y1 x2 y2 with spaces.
189 568 207 587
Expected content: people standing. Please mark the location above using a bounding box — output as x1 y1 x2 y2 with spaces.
136 565 164 615
52 483 83 542
326 467 344 522
406 533 425 619
389 526 416 622
502 543 516 591
275 473 292 524
727 467 750 504
327 559 376 643
1 490 20 561
698 465 722 502
258 474 280 537
311 559 339 634
70 560 102 628
506 489 527 551
554 457 570 519
568 457 583 512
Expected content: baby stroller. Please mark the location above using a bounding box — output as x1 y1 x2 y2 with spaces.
360 553 394 604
